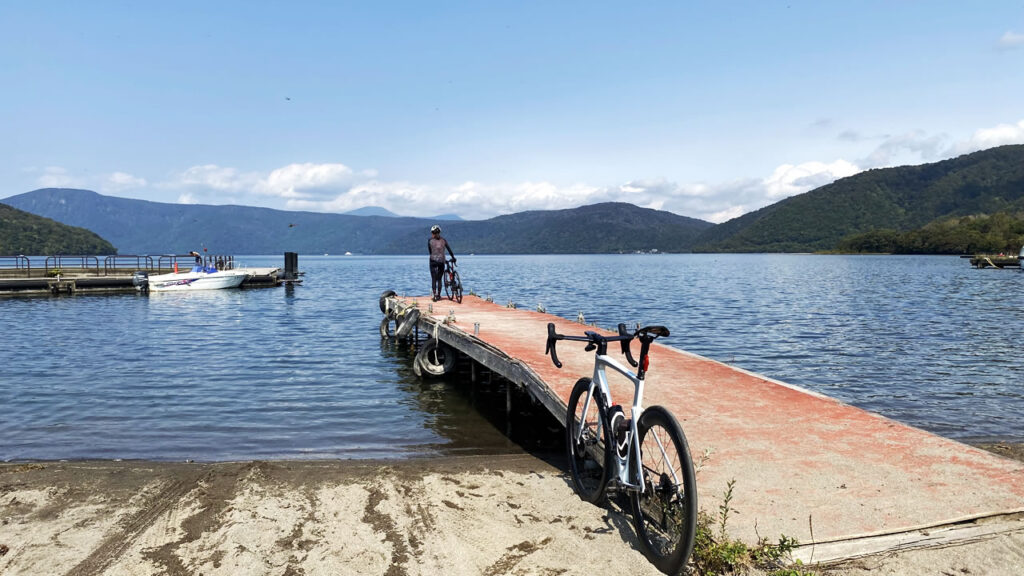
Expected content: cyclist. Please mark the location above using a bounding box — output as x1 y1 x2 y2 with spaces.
428 225 456 301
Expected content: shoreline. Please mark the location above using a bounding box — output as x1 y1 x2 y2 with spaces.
1 445 1022 575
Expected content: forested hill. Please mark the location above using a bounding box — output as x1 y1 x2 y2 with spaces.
0 203 116 255
693 144 1024 252
388 203 714 254
1 189 713 255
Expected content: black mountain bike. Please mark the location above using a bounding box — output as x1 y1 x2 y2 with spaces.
443 258 462 303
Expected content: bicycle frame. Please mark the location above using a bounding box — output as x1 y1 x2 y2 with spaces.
579 351 648 493
552 322 680 496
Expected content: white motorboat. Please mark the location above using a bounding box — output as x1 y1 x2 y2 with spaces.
135 266 249 292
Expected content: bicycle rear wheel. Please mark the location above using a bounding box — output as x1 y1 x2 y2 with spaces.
566 377 610 503
630 405 697 575
452 271 463 303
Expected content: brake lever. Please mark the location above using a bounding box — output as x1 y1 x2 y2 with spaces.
545 323 563 368
618 323 638 367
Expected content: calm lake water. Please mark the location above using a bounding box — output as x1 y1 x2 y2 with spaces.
1 254 1021 461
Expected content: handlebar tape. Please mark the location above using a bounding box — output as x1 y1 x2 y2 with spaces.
545 323 563 368
617 323 638 367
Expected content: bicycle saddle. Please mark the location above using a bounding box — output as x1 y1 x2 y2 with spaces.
638 325 670 338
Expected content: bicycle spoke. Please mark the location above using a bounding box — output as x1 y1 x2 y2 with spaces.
566 378 608 503
631 406 697 574
647 425 682 487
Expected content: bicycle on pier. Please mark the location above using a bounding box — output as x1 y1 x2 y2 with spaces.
442 257 462 303
545 322 697 575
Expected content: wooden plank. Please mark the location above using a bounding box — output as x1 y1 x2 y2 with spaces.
794 513 1024 564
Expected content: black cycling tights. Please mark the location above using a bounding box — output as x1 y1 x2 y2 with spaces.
430 260 444 296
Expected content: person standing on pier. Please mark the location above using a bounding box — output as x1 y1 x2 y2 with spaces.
428 225 455 301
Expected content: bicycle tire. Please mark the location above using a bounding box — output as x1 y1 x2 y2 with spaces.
565 377 610 503
630 405 698 575
452 272 463 303
443 270 453 300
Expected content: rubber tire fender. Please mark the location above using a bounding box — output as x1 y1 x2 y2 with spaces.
380 290 397 314
416 338 456 377
379 317 393 339
395 308 421 339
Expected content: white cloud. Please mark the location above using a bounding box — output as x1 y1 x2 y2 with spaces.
103 171 147 192
951 120 1024 155
837 130 867 142
36 166 78 188
303 179 607 220
137 117 1023 223
998 31 1024 49
257 162 355 199
601 163 859 224
181 160 861 224
172 164 261 192
859 131 947 168
763 160 860 199
709 205 746 223
286 180 430 213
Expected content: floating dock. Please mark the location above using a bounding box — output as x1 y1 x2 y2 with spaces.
0 254 288 296
968 248 1024 268
381 292 1024 563
969 255 1021 268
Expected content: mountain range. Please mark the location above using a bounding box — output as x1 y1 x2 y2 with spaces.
3 144 1023 255
0 190 712 255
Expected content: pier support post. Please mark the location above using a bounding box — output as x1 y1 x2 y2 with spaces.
506 383 513 437
283 252 299 281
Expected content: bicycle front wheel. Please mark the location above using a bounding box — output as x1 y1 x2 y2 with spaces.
630 405 697 575
566 377 610 504
452 271 463 303
443 271 453 300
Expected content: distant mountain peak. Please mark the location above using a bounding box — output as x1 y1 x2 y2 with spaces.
430 213 463 221
344 206 400 217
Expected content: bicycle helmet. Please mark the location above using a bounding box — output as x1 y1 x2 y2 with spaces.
430 225 441 234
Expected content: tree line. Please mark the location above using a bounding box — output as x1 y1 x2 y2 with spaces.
837 212 1024 255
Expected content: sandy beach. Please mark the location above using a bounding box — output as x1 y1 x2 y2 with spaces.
2 448 1022 576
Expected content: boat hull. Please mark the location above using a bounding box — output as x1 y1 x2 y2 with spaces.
147 270 248 291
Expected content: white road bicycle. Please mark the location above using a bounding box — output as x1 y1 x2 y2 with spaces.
545 323 697 575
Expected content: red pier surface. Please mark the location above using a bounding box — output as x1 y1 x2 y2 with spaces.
390 295 1024 560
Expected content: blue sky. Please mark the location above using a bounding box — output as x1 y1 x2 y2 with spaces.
2 1 1023 222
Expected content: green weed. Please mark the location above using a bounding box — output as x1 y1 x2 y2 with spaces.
690 478 817 576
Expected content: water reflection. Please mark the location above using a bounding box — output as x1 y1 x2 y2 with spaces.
378 338 561 456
